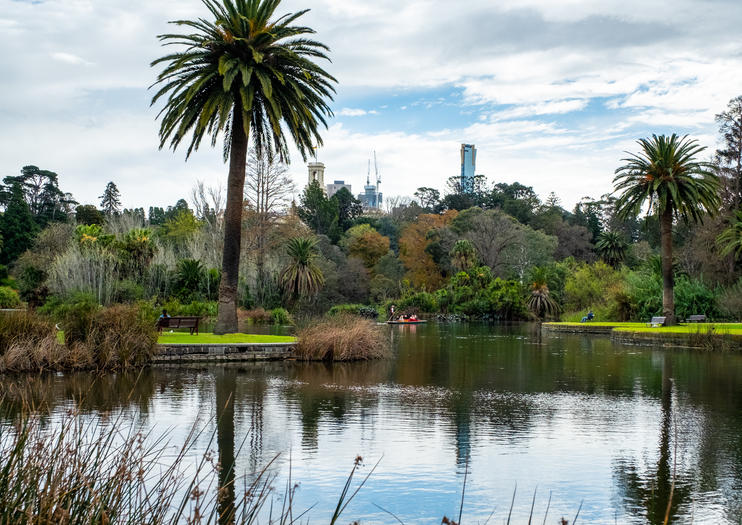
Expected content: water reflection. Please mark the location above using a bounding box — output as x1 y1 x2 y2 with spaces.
1 323 741 522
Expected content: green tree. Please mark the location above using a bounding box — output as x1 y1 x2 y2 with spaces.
450 239 477 271
526 267 560 320
99 181 122 216
715 95 742 207
75 204 104 226
280 237 324 300
331 187 362 232
414 187 440 211
614 134 720 324
0 183 38 265
298 180 340 239
596 231 628 268
152 0 336 333
716 209 742 259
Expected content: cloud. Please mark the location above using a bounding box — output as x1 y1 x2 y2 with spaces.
337 108 378 117
0 0 740 210
50 52 92 66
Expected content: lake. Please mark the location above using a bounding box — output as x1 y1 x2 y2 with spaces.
3 322 742 523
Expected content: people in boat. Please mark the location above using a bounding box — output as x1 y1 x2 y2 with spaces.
390 304 396 320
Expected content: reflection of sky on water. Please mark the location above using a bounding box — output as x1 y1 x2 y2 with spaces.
3 323 742 523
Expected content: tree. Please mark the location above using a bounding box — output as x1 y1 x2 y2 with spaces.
596 231 628 268
0 166 75 226
399 211 457 289
332 187 362 231
297 180 339 239
614 134 720 324
715 95 742 207
450 239 477 271
244 148 295 304
716 209 742 259
414 187 440 211
280 237 324 300
0 182 38 265
342 224 390 268
152 0 336 334
526 267 560 320
75 204 104 226
99 181 122 216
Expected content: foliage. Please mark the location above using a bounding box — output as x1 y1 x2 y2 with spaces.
171 258 206 302
0 286 20 309
270 307 292 325
564 261 624 313
0 182 37 265
450 239 477 271
526 268 560 320
343 224 390 268
296 315 389 361
280 237 325 300
0 310 56 356
0 165 75 227
596 231 628 268
399 211 457 289
328 304 378 319
99 181 122 215
298 180 340 240
75 204 104 225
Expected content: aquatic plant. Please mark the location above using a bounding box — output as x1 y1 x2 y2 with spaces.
296 315 389 361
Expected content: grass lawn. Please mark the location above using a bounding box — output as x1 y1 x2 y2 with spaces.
547 321 742 336
157 332 297 345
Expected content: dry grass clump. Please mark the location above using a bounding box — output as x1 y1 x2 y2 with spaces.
84 304 158 369
296 315 390 361
0 310 56 352
238 307 273 323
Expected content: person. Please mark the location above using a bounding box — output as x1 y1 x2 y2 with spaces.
157 309 171 332
159 309 170 320
390 304 396 320
587 310 594 321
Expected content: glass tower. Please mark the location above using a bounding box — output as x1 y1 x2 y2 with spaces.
460 144 476 185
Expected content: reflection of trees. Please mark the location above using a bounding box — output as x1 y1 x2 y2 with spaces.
216 367 236 525
613 354 691 524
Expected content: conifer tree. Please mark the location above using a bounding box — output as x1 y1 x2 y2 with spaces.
0 182 37 265
99 181 122 216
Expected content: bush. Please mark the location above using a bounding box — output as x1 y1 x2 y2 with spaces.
270 307 292 325
0 286 20 309
84 304 158 369
178 301 218 318
328 304 367 316
296 315 389 361
238 308 273 324
54 292 100 347
0 310 56 355
719 279 742 320
397 292 438 313
113 279 145 303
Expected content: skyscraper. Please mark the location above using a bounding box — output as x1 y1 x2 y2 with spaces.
460 144 476 186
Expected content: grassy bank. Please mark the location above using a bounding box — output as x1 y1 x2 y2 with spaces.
548 321 742 335
157 332 296 344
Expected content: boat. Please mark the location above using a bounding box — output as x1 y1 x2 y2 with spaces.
387 319 427 325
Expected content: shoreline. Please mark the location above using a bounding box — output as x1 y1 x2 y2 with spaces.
542 322 742 351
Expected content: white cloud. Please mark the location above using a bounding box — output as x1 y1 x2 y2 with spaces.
50 52 92 66
337 108 378 117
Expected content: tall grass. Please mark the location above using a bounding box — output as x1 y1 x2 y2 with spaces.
296 315 390 361
0 409 283 524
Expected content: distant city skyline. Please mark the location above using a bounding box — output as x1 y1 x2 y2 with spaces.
1 0 741 209
460 144 477 186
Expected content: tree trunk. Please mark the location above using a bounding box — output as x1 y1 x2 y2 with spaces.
660 208 677 325
214 103 248 334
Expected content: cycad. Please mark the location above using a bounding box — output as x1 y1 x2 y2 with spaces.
151 0 335 333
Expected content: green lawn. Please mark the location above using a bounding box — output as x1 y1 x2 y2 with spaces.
157 332 297 345
547 321 742 336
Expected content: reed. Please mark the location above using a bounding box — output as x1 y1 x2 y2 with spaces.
295 315 390 361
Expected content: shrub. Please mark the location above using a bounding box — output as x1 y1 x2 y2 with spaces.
113 279 145 303
178 301 218 318
328 304 367 316
270 307 292 325
719 279 742 320
0 286 20 309
84 304 158 369
54 292 100 347
0 310 56 356
397 292 438 313
238 308 273 323
296 315 389 361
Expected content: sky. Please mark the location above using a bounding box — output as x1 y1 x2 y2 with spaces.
1 0 741 211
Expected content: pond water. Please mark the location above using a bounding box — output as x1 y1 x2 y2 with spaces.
4 322 742 523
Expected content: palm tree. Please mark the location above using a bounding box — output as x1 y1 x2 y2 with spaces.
280 237 324 299
151 0 335 333
450 239 477 271
716 209 742 259
526 267 560 320
596 231 628 268
614 134 719 324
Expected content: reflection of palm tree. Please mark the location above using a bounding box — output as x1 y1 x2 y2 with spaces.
613 354 690 524
216 367 237 525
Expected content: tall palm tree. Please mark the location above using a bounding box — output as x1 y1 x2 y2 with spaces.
151 0 335 333
614 134 719 324
280 237 324 299
596 231 628 268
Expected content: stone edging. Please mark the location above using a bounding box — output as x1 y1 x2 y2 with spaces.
153 342 297 363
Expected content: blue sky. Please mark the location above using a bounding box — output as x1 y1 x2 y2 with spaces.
1 0 741 210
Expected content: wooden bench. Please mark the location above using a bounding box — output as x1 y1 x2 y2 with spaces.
647 316 666 328
685 314 706 323
157 316 200 335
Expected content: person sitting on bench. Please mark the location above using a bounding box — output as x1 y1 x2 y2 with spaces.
580 310 595 323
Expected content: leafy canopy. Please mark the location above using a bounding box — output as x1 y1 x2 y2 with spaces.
150 0 336 161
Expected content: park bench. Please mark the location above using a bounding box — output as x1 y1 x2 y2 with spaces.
157 316 200 335
647 316 666 328
685 314 707 323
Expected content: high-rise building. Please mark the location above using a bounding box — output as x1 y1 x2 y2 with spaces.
460 144 476 185
357 154 383 210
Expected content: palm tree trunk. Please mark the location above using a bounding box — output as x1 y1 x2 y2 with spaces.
215 103 248 334
660 208 677 325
